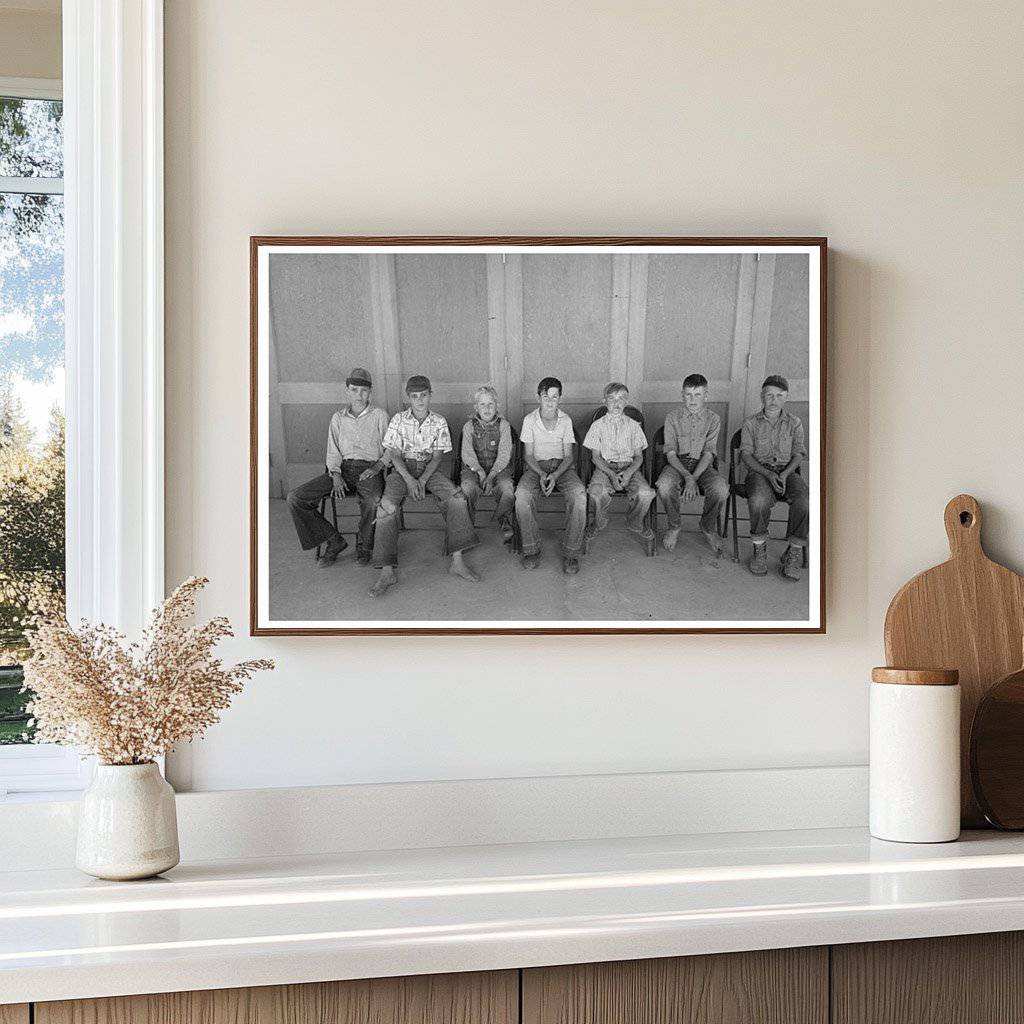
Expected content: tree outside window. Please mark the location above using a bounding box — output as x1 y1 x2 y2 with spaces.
0 93 65 745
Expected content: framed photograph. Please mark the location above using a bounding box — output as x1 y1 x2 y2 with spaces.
251 236 826 635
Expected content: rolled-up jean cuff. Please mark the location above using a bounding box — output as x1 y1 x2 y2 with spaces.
787 538 807 547
750 533 769 544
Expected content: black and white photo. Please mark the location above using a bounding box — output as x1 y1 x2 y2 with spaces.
251 238 825 634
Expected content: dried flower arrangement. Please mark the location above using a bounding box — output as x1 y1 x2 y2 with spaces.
22 577 273 765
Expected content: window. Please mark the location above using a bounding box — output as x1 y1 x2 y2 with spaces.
0 4 166 799
0 78 85 799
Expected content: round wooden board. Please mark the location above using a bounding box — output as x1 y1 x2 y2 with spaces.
971 665 1024 829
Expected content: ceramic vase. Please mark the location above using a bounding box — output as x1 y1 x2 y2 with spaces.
76 762 180 880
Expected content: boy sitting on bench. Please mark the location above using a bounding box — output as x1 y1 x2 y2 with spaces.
459 385 515 543
285 366 389 567
514 376 587 575
369 375 480 597
739 374 809 580
583 383 655 548
656 373 729 556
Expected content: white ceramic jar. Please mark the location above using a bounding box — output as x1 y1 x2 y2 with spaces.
76 762 180 880
870 667 960 843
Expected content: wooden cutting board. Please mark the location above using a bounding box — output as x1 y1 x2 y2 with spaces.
884 494 1024 827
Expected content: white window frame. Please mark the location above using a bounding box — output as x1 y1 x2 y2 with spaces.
0 1 164 801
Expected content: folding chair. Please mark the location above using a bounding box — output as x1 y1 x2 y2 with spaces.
313 466 339 562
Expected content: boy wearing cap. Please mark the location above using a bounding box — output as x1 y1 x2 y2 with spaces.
515 376 587 574
740 374 809 580
656 373 730 555
460 385 515 542
285 367 389 567
369 375 480 597
582 383 655 547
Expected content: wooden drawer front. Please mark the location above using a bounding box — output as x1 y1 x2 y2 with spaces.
0 1007 29 1024
523 948 827 1024
833 932 1024 1024
35 970 517 1024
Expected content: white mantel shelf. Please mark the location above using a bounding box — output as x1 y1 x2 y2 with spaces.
4 826 1024 1005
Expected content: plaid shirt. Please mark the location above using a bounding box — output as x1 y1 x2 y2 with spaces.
382 409 452 459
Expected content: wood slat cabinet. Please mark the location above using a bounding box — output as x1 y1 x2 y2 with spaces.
832 932 1024 1024
18 932 1024 1024
34 971 517 1024
522 948 828 1024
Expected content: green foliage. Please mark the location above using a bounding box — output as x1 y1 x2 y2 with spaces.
0 389 65 742
0 665 32 744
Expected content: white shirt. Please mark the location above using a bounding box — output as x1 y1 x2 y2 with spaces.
520 408 575 462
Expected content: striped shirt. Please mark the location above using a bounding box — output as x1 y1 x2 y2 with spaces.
382 409 453 459
583 414 648 464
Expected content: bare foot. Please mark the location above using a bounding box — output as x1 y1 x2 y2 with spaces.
700 551 723 570
449 553 480 583
368 569 397 597
662 528 680 551
701 529 724 556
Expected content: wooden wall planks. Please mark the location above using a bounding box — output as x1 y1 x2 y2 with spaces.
268 248 813 491
833 932 1024 1024
35 971 518 1024
0 1007 29 1024
522 948 828 1024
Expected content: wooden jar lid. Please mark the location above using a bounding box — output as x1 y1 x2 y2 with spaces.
871 667 960 686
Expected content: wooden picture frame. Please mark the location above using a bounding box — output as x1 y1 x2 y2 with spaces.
251 236 827 635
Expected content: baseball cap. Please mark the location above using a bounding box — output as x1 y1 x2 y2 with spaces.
346 367 373 388
405 374 432 394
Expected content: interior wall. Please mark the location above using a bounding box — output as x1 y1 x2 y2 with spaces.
164 1 1024 792
0 4 61 80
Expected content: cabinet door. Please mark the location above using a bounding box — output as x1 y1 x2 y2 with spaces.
523 949 827 1024
0 1007 29 1024
833 932 1024 1024
36 970 517 1024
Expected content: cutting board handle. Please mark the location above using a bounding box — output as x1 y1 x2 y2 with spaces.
944 494 983 559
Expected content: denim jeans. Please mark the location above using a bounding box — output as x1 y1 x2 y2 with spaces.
460 466 515 527
371 461 479 568
745 468 809 545
587 464 656 532
514 460 587 558
656 460 729 535
286 462 383 558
